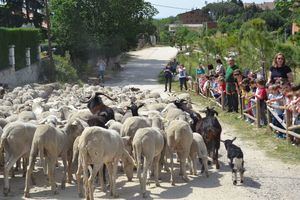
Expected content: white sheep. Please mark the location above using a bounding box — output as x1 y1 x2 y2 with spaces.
132 127 164 198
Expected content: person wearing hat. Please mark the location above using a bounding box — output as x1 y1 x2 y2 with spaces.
225 57 239 112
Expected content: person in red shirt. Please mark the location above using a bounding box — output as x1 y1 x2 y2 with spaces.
255 79 267 125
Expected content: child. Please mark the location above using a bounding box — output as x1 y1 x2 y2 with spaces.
266 85 285 138
250 79 257 118
241 83 253 122
202 75 211 96
255 79 267 126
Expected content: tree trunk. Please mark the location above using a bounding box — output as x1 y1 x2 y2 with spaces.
45 0 55 81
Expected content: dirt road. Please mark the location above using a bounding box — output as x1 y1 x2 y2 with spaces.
1 47 300 200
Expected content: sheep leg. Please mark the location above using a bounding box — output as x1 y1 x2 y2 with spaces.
76 162 83 198
192 157 197 175
24 154 36 198
48 159 58 195
67 152 73 184
170 151 175 186
22 157 28 177
153 154 161 187
107 160 119 198
82 162 89 200
99 163 106 192
15 159 21 172
201 157 209 177
4 156 19 196
88 164 101 200
61 154 67 189
142 157 151 198
180 151 189 182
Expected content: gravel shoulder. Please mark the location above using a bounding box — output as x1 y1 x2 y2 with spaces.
1 47 299 200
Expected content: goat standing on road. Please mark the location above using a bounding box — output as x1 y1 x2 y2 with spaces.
222 137 245 185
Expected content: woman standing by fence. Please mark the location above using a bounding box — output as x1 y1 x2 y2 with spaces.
267 53 293 85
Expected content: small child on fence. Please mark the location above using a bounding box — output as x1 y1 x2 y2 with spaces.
241 82 253 123
255 79 267 126
250 79 257 118
266 85 285 138
212 76 226 102
202 75 211 96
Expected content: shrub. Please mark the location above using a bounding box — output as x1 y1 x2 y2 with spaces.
0 28 41 70
54 52 79 82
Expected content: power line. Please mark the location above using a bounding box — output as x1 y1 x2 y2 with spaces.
151 3 191 11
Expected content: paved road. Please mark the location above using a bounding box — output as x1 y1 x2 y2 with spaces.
105 46 178 92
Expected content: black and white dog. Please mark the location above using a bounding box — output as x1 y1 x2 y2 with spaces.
222 137 245 185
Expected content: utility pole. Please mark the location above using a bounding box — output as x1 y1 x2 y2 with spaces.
45 0 55 81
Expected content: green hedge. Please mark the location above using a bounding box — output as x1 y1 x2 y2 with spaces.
0 27 41 70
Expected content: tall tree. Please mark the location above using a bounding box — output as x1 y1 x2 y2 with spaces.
0 0 45 28
0 0 24 27
51 0 157 63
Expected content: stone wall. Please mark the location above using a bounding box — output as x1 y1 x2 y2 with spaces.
0 63 40 87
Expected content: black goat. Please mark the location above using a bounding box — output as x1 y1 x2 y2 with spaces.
81 92 115 120
126 102 144 116
173 99 202 132
221 137 245 185
197 107 222 169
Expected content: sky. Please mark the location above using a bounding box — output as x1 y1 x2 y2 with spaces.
146 0 274 19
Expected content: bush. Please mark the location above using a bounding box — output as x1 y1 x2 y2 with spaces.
54 52 79 82
0 28 41 70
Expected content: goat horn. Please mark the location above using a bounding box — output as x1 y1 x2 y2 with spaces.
95 92 117 102
80 92 95 103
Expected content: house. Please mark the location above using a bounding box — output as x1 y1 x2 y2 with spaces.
244 1 275 10
169 9 217 32
178 9 210 24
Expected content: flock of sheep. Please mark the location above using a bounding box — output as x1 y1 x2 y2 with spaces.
0 83 245 199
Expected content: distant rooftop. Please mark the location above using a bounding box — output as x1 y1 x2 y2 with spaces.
244 1 275 10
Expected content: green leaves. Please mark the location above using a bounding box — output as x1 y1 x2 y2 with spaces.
51 0 158 63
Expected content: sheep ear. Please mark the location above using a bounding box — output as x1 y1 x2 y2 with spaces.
71 119 79 125
214 110 219 116
39 118 47 124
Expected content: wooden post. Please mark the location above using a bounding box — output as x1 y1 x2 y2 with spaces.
285 109 293 142
256 99 261 128
241 96 245 119
266 106 272 132
221 92 225 111
194 82 199 95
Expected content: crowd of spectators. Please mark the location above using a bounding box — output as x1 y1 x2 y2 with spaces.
195 53 300 145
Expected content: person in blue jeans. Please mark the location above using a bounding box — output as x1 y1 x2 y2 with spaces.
178 64 187 91
164 63 172 92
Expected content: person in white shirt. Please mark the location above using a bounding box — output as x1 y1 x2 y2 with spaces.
178 64 187 91
97 58 106 83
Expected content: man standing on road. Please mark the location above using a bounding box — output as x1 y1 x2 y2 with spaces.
164 63 172 92
225 57 239 112
97 58 106 83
